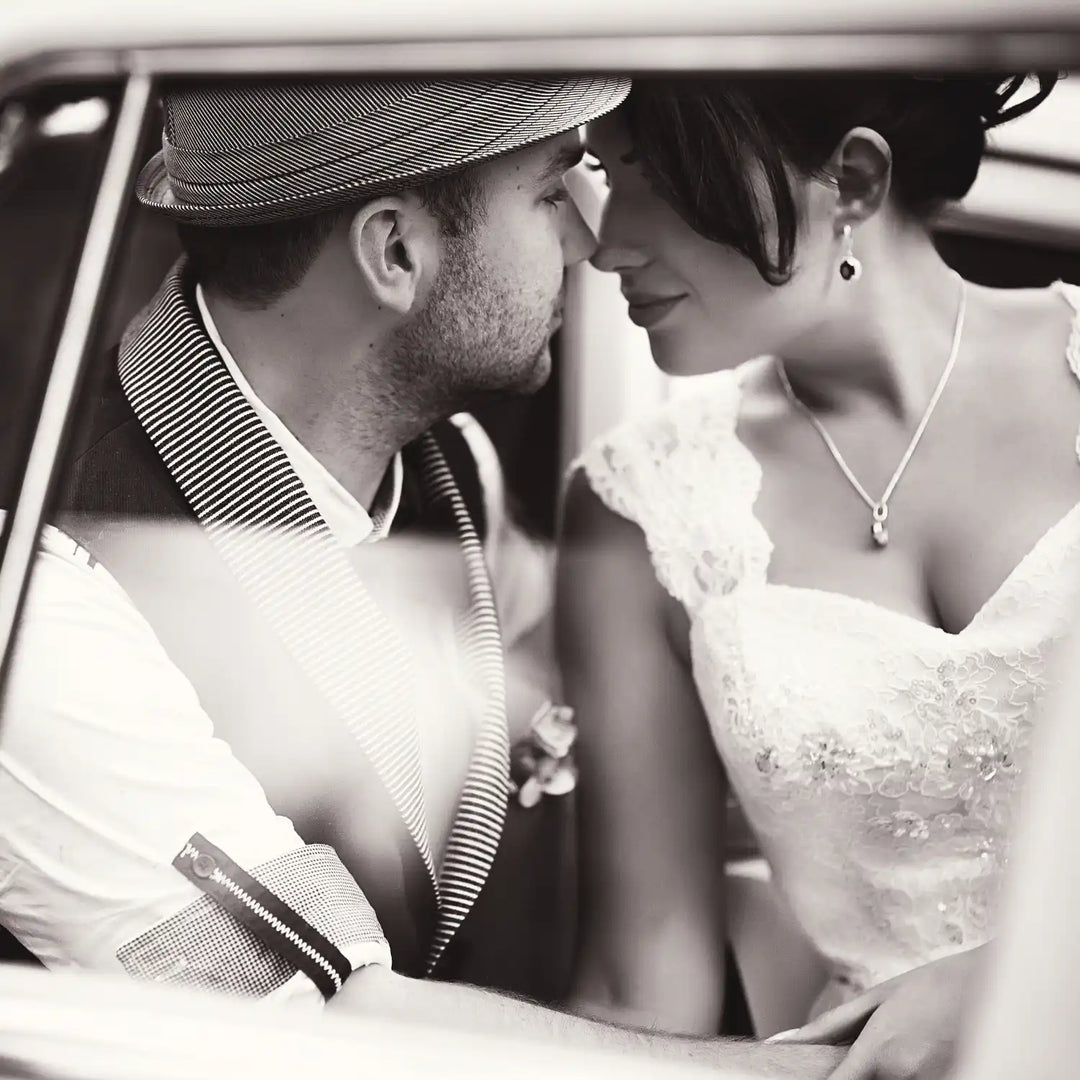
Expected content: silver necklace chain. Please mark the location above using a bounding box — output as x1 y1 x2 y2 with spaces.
775 274 967 548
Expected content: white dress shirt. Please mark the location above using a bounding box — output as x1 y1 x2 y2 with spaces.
0 520 392 1008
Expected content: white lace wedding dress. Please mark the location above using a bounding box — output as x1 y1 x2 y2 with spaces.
577 282 1080 1008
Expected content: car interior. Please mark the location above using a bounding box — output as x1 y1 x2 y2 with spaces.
0 4 1078 1071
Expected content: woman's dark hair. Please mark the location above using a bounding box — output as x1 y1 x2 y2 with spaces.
176 167 481 307
623 73 1059 285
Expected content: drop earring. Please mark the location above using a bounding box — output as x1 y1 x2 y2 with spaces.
838 224 862 282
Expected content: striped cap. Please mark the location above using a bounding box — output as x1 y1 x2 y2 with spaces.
136 76 630 226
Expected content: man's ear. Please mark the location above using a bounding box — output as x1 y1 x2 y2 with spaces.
828 126 893 233
347 194 437 315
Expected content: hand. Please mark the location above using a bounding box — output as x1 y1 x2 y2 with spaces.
768 946 986 1080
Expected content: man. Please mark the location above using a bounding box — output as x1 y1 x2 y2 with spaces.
0 76 841 1076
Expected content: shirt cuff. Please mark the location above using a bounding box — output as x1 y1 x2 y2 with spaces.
266 938 393 1008
117 840 389 1001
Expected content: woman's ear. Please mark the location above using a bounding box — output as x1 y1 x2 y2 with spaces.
829 125 893 231
347 194 437 315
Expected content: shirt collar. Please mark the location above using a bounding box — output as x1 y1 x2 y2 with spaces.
195 283 402 546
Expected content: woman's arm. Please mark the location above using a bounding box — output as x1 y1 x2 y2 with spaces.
556 470 730 1036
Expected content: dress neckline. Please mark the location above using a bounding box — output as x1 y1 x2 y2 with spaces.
725 280 1080 639
761 501 1080 639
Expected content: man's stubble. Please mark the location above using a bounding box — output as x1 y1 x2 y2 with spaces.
386 228 558 424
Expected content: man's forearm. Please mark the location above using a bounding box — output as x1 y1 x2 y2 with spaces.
334 966 844 1079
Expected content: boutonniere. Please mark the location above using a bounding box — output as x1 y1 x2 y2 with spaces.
509 701 577 808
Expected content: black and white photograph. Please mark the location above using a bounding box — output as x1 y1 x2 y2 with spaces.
0 2 1078 1077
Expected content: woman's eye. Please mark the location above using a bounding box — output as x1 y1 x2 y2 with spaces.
583 152 608 179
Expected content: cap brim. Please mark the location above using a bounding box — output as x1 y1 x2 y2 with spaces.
135 76 629 226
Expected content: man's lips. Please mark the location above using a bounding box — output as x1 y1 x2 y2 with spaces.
624 293 687 329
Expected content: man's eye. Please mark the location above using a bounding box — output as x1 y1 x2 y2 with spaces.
543 187 571 207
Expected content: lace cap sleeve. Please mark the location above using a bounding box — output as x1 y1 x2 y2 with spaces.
1057 281 1080 376
572 370 768 614
1052 281 1080 463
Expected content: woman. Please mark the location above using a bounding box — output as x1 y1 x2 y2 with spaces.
558 73 1072 1080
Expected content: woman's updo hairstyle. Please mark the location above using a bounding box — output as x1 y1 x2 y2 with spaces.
622 73 1058 285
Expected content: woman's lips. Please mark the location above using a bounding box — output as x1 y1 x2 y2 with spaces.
625 294 686 328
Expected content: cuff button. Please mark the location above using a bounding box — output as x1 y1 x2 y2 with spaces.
192 853 217 879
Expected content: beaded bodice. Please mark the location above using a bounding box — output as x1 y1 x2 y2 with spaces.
577 282 1080 1000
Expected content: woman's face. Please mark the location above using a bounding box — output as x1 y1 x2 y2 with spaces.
586 110 837 377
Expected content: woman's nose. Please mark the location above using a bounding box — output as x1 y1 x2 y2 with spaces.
590 238 647 275
589 241 622 274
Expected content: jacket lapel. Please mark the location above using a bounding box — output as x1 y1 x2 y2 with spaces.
117 262 437 892
415 436 510 974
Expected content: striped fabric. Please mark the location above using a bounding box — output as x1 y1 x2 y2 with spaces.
136 76 630 225
117 843 385 998
173 834 353 1000
119 263 436 890
117 263 510 974
416 439 509 973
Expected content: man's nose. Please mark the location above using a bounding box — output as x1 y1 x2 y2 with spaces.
562 198 598 268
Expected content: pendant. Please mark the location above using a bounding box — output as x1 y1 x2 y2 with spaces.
871 503 889 549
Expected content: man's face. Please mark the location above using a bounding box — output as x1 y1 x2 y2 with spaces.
390 132 595 410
